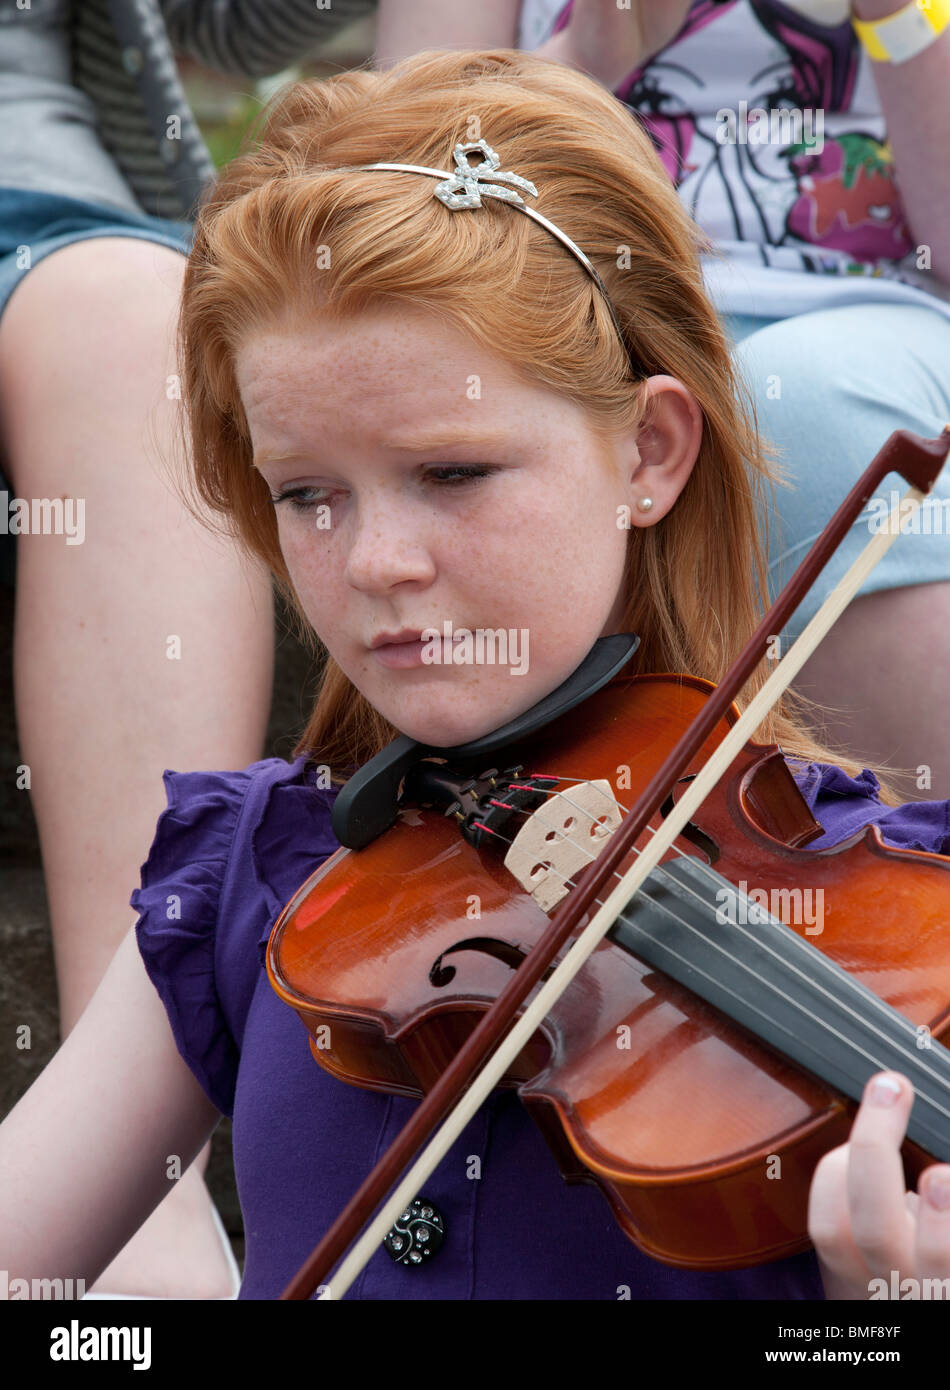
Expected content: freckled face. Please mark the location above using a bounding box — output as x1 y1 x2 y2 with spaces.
235 305 634 747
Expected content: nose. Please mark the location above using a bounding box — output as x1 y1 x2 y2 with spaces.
342 497 437 594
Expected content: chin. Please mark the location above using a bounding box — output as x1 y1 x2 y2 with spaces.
386 664 565 748
387 694 518 750
393 712 493 749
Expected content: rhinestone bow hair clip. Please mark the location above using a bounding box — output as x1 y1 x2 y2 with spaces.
431 139 539 209
355 138 638 376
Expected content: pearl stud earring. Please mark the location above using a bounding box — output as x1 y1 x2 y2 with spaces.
636 496 654 513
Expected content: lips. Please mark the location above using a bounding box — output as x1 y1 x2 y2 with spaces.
368 629 423 649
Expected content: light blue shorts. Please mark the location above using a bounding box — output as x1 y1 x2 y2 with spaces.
0 185 193 586
724 302 950 642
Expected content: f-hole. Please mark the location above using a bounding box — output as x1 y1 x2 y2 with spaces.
660 773 720 865
430 937 556 988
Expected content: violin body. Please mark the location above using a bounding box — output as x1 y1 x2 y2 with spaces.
267 673 950 1271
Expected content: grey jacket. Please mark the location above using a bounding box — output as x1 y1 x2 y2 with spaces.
73 0 376 221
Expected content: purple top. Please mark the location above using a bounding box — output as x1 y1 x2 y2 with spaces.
132 754 950 1300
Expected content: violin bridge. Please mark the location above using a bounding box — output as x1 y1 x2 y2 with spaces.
503 779 622 912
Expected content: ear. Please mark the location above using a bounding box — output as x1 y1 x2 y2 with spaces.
622 376 704 526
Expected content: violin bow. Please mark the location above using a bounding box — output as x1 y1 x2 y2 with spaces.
282 425 950 1301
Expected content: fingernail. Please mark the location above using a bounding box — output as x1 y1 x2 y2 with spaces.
926 1173 950 1211
868 1074 902 1106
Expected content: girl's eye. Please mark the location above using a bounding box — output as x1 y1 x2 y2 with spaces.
269 466 495 511
269 487 328 512
424 466 495 486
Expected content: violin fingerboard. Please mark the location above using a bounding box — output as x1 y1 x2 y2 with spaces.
608 856 950 1161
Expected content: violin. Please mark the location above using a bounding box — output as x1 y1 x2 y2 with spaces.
266 425 950 1297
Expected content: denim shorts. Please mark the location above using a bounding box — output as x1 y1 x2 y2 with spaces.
0 185 193 586
726 302 950 640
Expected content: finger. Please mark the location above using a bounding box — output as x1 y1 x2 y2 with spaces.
809 1143 873 1291
847 1072 916 1281
916 1165 950 1286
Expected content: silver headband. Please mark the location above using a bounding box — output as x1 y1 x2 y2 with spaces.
355 139 640 378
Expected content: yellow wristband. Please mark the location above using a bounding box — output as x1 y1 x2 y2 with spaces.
852 0 950 63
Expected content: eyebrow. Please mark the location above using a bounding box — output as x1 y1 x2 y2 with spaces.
252 427 514 469
381 427 514 453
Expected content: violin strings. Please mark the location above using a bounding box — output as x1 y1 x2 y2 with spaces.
499 773 931 1049
476 774 950 1115
511 777 950 1111
526 776 939 1062
504 780 950 1118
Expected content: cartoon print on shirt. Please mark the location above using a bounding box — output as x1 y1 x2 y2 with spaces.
608 0 740 189
563 0 915 267
786 132 911 261
749 0 912 260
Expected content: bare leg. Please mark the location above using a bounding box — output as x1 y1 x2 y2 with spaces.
791 582 950 804
0 237 274 1295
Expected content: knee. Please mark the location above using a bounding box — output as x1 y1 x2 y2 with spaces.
0 237 187 389
733 316 842 414
0 237 187 441
732 305 950 424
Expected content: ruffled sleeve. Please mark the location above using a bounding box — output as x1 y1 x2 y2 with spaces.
787 760 950 856
132 767 251 1118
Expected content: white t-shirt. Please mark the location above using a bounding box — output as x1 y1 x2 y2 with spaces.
519 0 950 324
0 0 141 212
